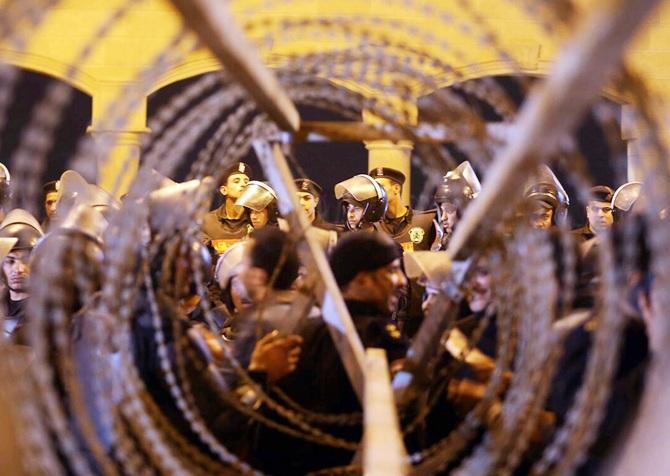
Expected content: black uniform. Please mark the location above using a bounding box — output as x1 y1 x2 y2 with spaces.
202 205 251 254
250 299 408 475
3 296 28 344
378 207 436 252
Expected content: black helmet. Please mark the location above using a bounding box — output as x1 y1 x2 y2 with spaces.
0 209 43 250
434 161 481 209
334 174 388 230
524 165 569 225
235 181 280 225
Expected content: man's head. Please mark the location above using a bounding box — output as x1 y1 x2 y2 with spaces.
294 178 322 223
345 201 366 230
235 181 279 229
42 180 59 219
0 209 43 299
466 256 493 313
330 232 407 314
3 249 29 295
369 167 405 206
240 227 300 303
529 199 555 230
335 175 388 230
434 163 480 238
220 162 252 201
586 185 614 234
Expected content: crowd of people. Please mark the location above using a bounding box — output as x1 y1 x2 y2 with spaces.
0 158 656 474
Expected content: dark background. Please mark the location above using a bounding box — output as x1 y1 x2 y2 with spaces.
0 70 626 226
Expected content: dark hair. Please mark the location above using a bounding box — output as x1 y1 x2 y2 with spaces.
249 227 299 290
329 231 402 288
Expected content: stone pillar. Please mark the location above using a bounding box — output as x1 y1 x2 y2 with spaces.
621 104 642 182
365 140 413 206
362 106 416 206
88 83 149 197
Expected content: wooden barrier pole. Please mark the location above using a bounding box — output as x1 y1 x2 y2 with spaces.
363 348 408 476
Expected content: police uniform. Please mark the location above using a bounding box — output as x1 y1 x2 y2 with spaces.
202 162 252 254
0 209 43 344
369 167 436 252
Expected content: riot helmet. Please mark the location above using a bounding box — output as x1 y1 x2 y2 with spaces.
334 174 388 230
0 209 44 250
235 180 279 228
524 165 569 227
434 161 481 236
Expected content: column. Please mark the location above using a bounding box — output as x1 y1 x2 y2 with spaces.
363 105 416 206
88 83 149 197
621 104 642 182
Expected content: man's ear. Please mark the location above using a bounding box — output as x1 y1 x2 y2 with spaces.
314 196 320 206
219 185 228 196
393 183 402 196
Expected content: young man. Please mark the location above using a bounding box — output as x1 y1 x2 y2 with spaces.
334 174 388 232
369 167 435 252
431 161 481 251
0 209 44 343
294 178 338 231
235 180 280 231
252 231 408 475
523 166 570 230
573 185 615 243
41 180 59 230
202 162 252 254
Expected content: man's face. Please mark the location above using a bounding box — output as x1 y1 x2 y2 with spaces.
250 209 269 229
466 258 492 313
364 258 408 314
439 202 459 237
346 202 365 229
530 202 554 230
297 192 318 223
3 249 30 294
44 191 58 218
374 177 401 205
586 200 613 233
220 173 249 200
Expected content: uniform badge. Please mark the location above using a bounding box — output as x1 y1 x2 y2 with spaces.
385 323 401 340
409 226 425 244
211 238 240 254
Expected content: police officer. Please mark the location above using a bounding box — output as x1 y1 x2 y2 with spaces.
42 180 59 230
369 167 436 252
0 209 44 343
573 185 615 243
202 162 253 254
523 165 570 230
431 161 481 251
294 178 339 231
235 180 281 231
334 174 388 231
